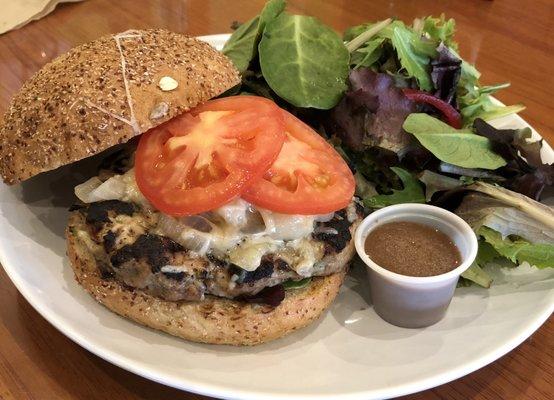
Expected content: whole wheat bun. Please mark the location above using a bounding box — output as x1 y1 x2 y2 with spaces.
0 29 240 185
66 212 351 346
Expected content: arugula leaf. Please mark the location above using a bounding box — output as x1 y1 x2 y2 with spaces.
403 113 507 169
390 23 433 91
345 19 392 53
343 22 376 41
468 103 526 123
459 83 525 124
478 226 554 269
259 13 350 109
351 38 385 68
376 20 405 40
355 171 378 198
422 15 457 49
222 16 260 73
364 167 425 208
454 61 525 125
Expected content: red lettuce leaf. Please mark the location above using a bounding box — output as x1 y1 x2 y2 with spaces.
473 118 552 200
430 43 462 108
242 284 285 307
326 69 415 152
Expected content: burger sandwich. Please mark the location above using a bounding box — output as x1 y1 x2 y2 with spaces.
0 29 360 345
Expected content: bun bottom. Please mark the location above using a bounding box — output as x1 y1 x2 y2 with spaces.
66 215 346 346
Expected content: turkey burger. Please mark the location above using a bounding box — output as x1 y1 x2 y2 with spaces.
0 29 360 345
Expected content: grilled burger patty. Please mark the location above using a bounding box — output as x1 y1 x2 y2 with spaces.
68 200 362 302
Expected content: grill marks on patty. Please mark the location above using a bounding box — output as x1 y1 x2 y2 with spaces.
111 234 185 273
230 259 275 283
85 200 136 226
313 210 353 254
73 199 358 302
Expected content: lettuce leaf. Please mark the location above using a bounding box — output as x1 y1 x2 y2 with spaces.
478 226 554 269
455 183 554 271
456 193 554 245
460 241 498 288
473 119 553 200
467 182 554 231
430 44 462 107
282 278 311 290
327 69 415 152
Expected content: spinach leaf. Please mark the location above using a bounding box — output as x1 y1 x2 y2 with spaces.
222 16 260 73
478 226 554 269
364 167 425 208
256 0 286 42
222 0 285 73
390 24 433 91
403 113 507 169
258 13 350 109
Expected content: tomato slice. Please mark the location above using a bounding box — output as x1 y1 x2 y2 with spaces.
242 111 355 214
135 96 285 216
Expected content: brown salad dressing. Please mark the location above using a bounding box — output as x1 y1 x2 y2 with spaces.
364 221 461 277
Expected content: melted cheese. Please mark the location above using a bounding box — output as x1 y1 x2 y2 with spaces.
75 169 336 273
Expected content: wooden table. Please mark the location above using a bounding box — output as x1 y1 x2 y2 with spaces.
0 0 552 398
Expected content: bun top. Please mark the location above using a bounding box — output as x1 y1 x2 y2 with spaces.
0 29 240 184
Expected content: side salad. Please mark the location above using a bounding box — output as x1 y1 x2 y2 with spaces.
222 0 554 287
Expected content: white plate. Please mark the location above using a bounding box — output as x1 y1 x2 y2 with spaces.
0 34 553 400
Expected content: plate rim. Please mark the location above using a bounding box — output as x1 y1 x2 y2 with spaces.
0 33 552 400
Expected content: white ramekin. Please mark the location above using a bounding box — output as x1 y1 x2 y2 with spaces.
354 203 478 328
